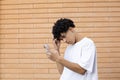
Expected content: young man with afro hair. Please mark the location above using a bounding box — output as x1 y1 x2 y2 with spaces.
45 18 98 80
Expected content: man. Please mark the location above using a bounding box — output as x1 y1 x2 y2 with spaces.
45 18 98 80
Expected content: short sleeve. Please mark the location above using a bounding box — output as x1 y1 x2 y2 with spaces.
78 42 96 73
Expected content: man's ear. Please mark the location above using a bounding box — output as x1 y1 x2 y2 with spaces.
69 27 74 32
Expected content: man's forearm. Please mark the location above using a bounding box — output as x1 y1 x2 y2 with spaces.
56 61 64 74
56 56 86 75
52 40 64 74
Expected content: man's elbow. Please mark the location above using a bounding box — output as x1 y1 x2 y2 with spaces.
58 67 64 74
80 70 86 75
75 65 86 75
59 70 63 74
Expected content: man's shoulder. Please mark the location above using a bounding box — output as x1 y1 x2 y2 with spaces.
82 37 95 47
85 37 94 43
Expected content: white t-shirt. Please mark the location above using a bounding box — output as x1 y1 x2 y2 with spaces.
60 37 98 80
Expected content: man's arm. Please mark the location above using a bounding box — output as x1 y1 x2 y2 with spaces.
48 39 86 75
52 39 64 74
55 49 64 74
47 49 86 75
56 60 64 74
56 56 86 75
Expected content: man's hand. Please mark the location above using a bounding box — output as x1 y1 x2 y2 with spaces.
53 39 61 52
47 49 60 62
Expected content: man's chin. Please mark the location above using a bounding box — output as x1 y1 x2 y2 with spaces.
66 41 70 44
67 42 74 44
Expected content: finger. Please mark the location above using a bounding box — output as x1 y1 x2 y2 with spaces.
53 39 57 44
46 52 51 55
53 40 58 47
54 39 58 44
46 54 51 59
57 41 61 46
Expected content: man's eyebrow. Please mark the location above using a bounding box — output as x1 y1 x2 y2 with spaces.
59 36 63 40
61 33 66 36
61 35 65 38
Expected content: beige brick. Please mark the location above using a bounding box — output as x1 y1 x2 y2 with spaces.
0 69 19 74
98 53 120 57
96 43 120 47
0 29 19 33
0 39 18 43
1 19 19 24
19 39 51 44
1 74 20 78
34 74 60 78
49 69 58 73
20 9 48 14
98 68 120 73
1 49 19 53
61 0 116 2
34 3 62 8
48 8 78 13
98 58 120 63
19 18 48 23
0 54 20 59
19 69 48 73
1 4 33 9
1 9 19 14
18 34 52 38
0 53 47 59
0 24 34 29
96 37 120 42
0 63 57 69
0 59 19 63
0 59 50 64
19 29 50 33
98 63 120 68
19 59 49 64
0 44 34 48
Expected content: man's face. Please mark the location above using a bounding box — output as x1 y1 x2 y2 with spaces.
60 28 76 44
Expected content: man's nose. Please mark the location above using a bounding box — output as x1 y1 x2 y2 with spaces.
63 38 66 43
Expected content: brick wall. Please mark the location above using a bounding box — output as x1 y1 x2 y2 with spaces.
0 0 120 80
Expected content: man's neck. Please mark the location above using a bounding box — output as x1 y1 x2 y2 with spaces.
75 33 83 43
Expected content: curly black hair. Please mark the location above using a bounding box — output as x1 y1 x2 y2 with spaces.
52 18 75 41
